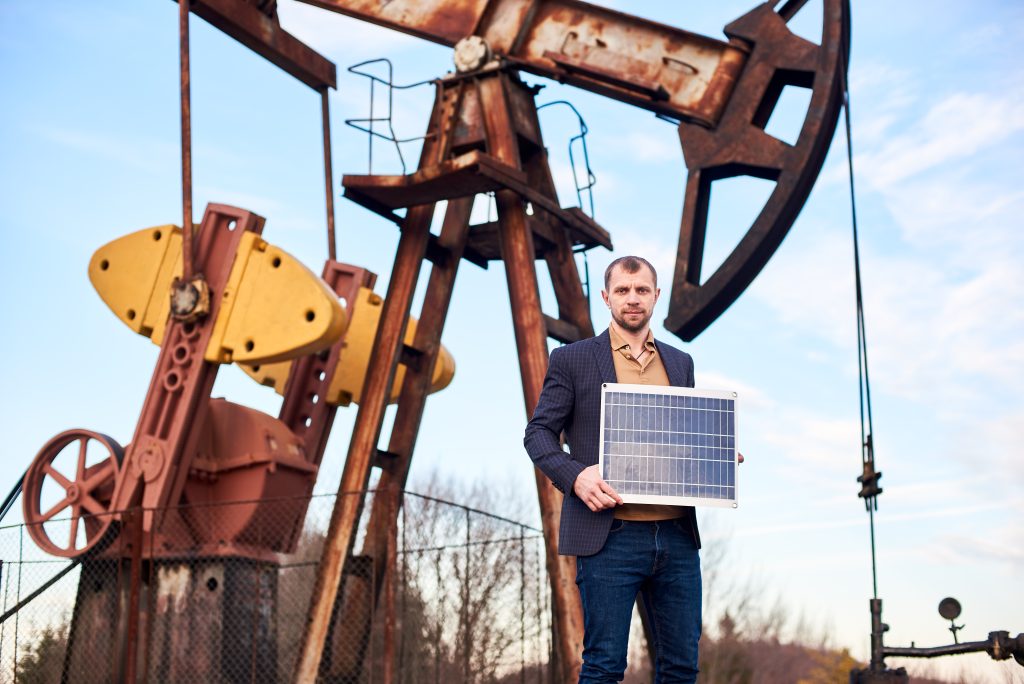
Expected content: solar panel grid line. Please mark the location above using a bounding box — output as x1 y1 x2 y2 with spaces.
598 383 739 509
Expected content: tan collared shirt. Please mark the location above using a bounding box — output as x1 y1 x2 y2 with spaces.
607 326 684 521
608 325 670 386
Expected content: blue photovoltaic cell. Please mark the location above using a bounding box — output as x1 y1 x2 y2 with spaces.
601 388 737 504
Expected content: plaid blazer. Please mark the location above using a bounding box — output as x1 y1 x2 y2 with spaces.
524 328 701 556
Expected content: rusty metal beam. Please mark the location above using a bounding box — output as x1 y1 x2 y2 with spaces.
300 67 595 682
182 0 337 90
522 142 596 340
179 0 195 281
294 204 432 682
478 72 585 682
320 89 338 260
292 82 458 683
328 195 474 682
296 0 746 125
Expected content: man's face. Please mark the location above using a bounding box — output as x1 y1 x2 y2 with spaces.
601 264 660 333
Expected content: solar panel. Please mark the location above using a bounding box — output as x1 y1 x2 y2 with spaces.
599 383 738 508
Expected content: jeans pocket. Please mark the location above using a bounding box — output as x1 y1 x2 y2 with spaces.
671 516 699 547
608 518 626 533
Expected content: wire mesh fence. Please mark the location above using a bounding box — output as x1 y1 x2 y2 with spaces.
0 489 553 684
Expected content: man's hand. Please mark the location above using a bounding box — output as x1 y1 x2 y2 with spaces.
573 465 623 512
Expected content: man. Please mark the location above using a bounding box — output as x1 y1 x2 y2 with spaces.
524 255 703 683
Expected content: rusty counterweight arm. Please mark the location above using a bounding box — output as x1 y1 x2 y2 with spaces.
296 0 748 127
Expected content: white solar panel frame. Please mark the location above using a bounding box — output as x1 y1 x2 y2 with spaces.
598 383 739 509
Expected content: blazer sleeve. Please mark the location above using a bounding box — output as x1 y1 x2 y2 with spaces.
523 346 587 495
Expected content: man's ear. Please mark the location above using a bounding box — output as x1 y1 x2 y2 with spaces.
601 290 610 307
654 287 661 302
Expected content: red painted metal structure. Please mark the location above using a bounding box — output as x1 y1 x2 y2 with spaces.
18 0 849 680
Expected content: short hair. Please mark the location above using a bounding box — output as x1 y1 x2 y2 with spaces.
604 256 657 290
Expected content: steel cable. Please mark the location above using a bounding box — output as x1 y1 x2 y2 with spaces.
840 43 881 600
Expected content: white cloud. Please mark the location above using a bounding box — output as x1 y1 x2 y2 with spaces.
855 91 1024 189
883 174 1024 251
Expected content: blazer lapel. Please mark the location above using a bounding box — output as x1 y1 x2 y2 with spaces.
655 339 686 387
591 329 618 384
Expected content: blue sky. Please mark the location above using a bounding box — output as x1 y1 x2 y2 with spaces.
1 0 1022 679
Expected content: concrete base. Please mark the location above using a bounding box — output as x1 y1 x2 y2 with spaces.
63 558 278 683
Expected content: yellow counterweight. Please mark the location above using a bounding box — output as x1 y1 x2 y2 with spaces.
88 225 454 404
240 285 455 406
89 225 345 364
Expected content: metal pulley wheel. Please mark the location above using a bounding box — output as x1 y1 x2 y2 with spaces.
22 429 124 557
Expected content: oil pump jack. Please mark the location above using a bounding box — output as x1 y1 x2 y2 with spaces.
18 0 851 681
289 2 849 681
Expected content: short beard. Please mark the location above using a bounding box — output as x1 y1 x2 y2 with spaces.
613 309 651 333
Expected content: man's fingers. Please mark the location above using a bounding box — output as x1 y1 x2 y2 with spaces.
588 494 610 511
576 468 622 511
585 489 618 511
598 480 623 504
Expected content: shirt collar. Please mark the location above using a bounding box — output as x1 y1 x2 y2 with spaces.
609 325 656 352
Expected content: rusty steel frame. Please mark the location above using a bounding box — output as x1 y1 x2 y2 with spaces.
278 261 378 556
122 508 145 684
295 68 597 682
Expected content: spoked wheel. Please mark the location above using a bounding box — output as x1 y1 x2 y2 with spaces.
22 429 123 558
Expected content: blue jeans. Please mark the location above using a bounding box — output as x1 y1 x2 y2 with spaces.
575 518 701 683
